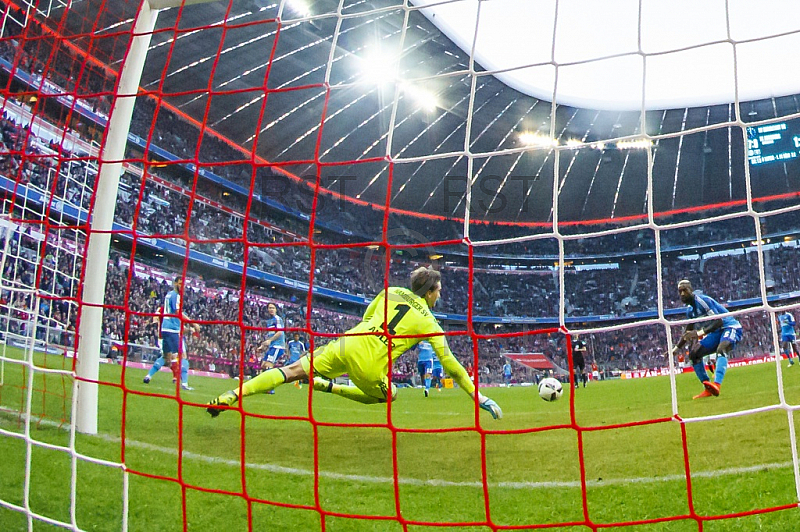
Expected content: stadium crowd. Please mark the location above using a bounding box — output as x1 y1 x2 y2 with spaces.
0 212 794 386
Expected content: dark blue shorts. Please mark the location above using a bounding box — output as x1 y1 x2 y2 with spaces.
700 327 742 351
417 360 433 376
162 332 181 355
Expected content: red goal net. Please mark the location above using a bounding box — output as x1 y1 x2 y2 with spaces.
0 1 799 530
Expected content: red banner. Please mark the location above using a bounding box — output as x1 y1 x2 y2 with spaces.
505 353 555 370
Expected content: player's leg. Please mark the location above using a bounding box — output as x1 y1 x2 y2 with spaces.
208 339 350 416
689 344 714 398
316 371 397 404
711 328 741 389
288 358 303 388
207 357 311 416
169 353 181 384
180 357 192 390
152 333 180 385
790 341 799 365
144 355 165 383
784 338 797 365
425 370 433 397
268 349 284 392
416 360 427 395
311 336 396 404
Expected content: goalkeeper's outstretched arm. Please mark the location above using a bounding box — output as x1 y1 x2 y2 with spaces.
429 336 502 420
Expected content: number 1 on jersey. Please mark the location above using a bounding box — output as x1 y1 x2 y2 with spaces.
387 304 410 335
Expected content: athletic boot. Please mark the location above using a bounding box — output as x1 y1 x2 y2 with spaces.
693 389 714 399
206 390 239 417
693 381 720 399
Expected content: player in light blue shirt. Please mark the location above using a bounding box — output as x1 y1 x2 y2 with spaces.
503 360 513 387
144 277 198 390
257 303 285 393
778 310 798 366
416 340 435 397
285 332 308 389
431 355 443 392
672 280 742 399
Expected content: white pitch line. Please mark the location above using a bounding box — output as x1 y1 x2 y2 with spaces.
94 431 794 490
1 408 794 490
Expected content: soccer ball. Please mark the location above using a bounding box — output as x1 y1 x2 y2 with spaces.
538 377 563 402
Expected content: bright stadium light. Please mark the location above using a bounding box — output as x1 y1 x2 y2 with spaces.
617 139 653 149
283 0 312 18
519 132 558 147
411 0 800 110
402 83 438 111
565 139 583 148
359 50 398 85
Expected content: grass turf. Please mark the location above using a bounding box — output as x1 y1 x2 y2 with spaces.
0 350 799 531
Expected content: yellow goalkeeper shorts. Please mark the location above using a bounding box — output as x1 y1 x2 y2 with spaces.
300 334 395 402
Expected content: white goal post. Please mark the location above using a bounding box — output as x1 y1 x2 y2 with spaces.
75 0 219 434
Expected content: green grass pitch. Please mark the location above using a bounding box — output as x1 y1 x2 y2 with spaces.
0 350 799 531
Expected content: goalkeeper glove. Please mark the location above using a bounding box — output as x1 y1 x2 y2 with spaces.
478 394 502 420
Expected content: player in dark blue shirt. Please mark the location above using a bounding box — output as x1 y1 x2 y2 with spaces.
672 280 742 399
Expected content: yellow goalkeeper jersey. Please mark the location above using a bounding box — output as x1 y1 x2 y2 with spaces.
337 287 475 394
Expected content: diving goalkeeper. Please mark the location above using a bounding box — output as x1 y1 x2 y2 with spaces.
207 267 502 419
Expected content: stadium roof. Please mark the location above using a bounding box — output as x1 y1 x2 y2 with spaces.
416 0 800 111
54 0 800 224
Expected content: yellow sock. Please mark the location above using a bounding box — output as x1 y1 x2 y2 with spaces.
241 367 286 397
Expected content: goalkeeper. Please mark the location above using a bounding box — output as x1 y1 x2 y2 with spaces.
207 267 502 419
672 279 742 399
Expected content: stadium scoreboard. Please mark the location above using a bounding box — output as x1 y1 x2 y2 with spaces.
747 121 800 166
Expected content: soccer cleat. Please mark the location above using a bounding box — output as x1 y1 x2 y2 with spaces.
181 384 194 391
172 378 177 384
704 381 720 396
143 376 151 384
293 381 301 389
693 389 714 399
206 390 239 417
424 388 429 398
